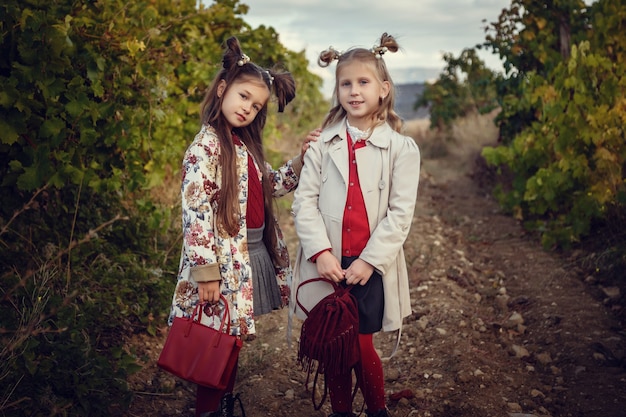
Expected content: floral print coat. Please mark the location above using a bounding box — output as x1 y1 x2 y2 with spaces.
169 124 302 338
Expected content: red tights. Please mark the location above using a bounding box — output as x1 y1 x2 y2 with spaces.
195 359 238 416
326 333 386 413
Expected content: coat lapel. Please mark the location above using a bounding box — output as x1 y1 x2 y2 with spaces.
321 120 394 200
357 123 392 229
322 120 350 186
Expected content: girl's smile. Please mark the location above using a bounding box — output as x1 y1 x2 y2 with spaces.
337 61 389 131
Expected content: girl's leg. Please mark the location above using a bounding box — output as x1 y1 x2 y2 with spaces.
356 333 386 412
195 385 222 417
195 360 238 416
326 370 354 414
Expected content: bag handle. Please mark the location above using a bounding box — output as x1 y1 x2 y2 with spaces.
295 277 338 316
185 295 231 345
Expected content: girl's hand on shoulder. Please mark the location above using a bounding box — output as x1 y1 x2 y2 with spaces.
344 259 374 286
315 250 344 283
300 128 321 161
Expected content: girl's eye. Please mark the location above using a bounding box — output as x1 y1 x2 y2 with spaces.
359 79 369 85
253 104 261 111
340 81 350 87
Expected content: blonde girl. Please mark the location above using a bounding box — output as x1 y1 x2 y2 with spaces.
292 33 421 417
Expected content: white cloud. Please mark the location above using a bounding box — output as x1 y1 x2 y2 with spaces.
235 0 511 96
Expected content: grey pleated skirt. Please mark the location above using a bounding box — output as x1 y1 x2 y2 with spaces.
248 225 281 316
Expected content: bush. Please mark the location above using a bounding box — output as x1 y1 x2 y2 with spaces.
482 42 626 249
0 186 178 416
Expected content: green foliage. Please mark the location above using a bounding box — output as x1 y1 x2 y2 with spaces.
0 185 179 416
479 0 591 144
482 0 590 76
0 264 138 415
415 48 498 131
588 0 626 64
483 40 626 248
477 0 626 253
412 1 626 278
0 0 325 415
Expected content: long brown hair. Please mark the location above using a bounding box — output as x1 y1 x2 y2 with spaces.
318 32 403 132
199 37 296 266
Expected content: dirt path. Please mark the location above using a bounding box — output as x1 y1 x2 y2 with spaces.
128 120 626 417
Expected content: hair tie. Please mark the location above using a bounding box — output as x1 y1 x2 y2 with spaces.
265 70 274 85
331 47 342 61
237 53 250 66
370 45 388 59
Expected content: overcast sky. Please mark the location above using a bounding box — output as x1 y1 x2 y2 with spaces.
240 0 512 95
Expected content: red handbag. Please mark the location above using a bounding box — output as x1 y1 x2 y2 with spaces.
158 295 243 389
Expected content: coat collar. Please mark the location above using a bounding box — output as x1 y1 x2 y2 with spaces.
321 118 393 149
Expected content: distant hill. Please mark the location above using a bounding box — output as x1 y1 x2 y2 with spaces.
392 67 440 82
391 67 440 121
396 82 429 121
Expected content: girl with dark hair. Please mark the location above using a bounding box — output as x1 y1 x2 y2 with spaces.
168 36 307 417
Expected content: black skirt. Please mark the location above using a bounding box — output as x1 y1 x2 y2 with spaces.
341 256 384 334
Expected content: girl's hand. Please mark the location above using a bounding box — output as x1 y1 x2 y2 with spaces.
197 281 221 304
315 250 344 283
300 128 321 161
344 258 374 286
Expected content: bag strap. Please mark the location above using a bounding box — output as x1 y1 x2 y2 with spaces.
193 294 231 334
295 277 339 316
309 367 362 411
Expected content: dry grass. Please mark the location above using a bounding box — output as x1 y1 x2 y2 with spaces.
403 108 500 160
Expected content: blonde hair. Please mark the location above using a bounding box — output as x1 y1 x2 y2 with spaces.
318 32 403 132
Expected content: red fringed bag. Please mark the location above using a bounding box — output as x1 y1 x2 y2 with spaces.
158 295 242 389
296 277 360 409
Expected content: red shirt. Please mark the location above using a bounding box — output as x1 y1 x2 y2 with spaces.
233 134 265 228
311 132 370 261
341 132 370 256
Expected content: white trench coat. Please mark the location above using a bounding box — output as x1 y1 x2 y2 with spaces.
291 118 420 332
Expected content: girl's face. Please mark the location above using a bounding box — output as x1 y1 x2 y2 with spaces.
336 61 390 131
217 77 270 129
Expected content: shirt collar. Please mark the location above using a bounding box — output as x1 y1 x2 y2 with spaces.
321 118 393 150
346 120 371 142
